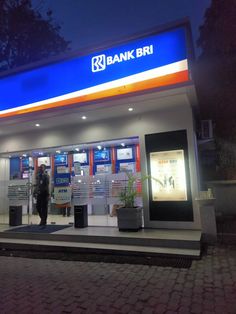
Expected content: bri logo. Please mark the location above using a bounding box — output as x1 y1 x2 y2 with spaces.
91 54 106 72
91 45 153 72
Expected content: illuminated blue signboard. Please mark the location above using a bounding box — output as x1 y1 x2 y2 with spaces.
0 26 189 118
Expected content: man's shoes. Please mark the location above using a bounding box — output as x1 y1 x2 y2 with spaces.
40 224 46 229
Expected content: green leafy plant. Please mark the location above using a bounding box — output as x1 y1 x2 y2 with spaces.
119 171 163 208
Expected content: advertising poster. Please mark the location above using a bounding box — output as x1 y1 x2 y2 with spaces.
117 148 133 160
150 149 187 201
54 186 71 204
74 153 87 164
37 156 50 167
119 162 135 173
96 164 112 174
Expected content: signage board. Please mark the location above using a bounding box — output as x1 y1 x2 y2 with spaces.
0 26 189 118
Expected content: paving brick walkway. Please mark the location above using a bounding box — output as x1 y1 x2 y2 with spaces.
0 245 236 314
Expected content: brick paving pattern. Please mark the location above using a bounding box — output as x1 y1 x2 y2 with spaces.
0 245 236 314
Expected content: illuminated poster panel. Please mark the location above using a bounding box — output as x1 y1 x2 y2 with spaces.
150 149 187 201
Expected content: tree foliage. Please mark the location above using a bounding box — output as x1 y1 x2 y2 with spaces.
196 0 236 179
0 0 70 71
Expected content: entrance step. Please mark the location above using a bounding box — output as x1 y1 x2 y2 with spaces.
0 226 202 259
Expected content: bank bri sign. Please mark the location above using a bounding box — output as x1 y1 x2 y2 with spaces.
0 26 190 118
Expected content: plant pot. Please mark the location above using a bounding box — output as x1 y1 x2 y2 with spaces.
117 206 143 231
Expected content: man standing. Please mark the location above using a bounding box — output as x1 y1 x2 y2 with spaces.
34 164 49 226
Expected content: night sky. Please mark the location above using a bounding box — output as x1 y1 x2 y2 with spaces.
33 0 211 55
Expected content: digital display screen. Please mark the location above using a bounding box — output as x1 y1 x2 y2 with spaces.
54 154 68 166
94 149 110 162
74 153 87 164
117 147 133 160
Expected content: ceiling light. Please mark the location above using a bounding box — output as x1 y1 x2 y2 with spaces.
121 143 125 147
128 107 133 112
56 150 61 154
75 148 80 152
35 123 40 127
97 145 102 150
82 116 87 120
22 154 27 157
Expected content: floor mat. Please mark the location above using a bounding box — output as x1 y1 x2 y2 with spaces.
4 224 71 233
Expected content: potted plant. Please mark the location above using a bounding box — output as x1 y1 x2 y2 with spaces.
117 171 162 231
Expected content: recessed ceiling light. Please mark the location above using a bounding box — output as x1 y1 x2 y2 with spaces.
128 107 133 112
82 116 87 120
35 123 40 127
97 145 102 150
75 148 80 152
56 150 61 154
22 154 27 157
121 143 125 147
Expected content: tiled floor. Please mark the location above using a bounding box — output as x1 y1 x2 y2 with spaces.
0 244 235 313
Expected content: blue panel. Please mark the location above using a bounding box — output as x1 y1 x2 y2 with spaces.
0 27 187 112
10 157 21 179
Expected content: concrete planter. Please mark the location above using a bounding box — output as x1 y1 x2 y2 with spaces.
117 207 143 231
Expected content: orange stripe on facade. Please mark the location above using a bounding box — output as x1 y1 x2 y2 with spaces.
136 144 141 172
0 70 189 118
51 155 54 178
89 149 94 176
111 147 116 174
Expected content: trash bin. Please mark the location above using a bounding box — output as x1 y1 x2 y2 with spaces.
9 206 22 226
74 205 88 228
